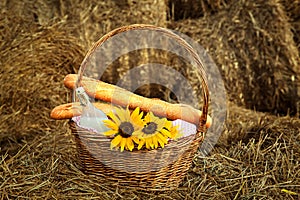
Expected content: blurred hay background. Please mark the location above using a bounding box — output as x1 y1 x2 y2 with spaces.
281 0 300 50
169 0 300 116
0 0 299 199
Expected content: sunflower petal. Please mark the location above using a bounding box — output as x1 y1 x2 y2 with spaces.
160 128 172 138
152 136 158 148
137 139 145 150
115 107 126 122
125 107 131 121
103 119 118 130
131 136 140 144
148 137 154 149
131 108 144 127
111 135 122 148
144 112 150 123
157 133 168 144
107 111 120 125
103 129 118 136
170 126 182 139
156 118 167 132
149 112 157 122
131 107 140 120
126 138 134 151
157 137 165 148
120 138 126 152
150 112 162 124
139 111 144 119
164 120 172 130
145 138 151 149
107 111 114 118
132 130 141 137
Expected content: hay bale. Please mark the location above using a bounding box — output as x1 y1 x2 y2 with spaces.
219 102 273 145
170 0 300 116
0 13 85 154
167 0 232 20
207 101 300 146
0 0 167 48
0 0 61 25
280 0 300 48
57 0 167 47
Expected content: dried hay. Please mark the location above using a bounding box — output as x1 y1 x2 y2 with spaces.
219 102 299 145
167 0 232 20
56 0 167 48
1 103 299 198
0 0 166 48
280 0 300 48
0 13 85 154
0 0 167 153
169 0 300 116
1 0 300 199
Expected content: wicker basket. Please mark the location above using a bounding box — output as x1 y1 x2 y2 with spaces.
68 24 209 191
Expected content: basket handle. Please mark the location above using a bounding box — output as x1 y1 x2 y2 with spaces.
77 24 209 133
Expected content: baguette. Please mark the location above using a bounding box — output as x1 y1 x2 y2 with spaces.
63 74 211 128
50 102 113 120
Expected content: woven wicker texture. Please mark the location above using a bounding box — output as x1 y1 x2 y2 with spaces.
70 24 210 190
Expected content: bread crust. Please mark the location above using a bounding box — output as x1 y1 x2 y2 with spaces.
50 74 211 128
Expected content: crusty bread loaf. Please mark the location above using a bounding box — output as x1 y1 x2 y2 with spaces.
50 102 113 120
60 74 211 128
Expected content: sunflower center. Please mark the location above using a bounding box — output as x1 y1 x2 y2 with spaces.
119 122 134 138
142 122 158 135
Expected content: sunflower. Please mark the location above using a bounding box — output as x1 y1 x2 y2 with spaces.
169 124 182 139
103 107 144 152
134 111 182 150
